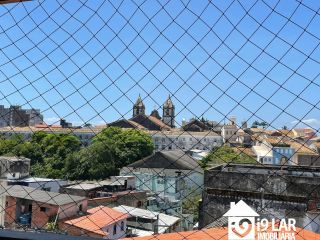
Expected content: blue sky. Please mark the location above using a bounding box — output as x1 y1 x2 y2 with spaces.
0 0 320 131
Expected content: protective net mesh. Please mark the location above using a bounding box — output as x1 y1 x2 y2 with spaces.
0 0 319 239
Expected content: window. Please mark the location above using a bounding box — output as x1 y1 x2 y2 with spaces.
121 221 124 231
40 207 47 212
137 201 143 208
113 224 117 235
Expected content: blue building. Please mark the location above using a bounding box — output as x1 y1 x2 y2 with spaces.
271 144 295 165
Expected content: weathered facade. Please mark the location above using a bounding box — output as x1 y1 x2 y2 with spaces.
0 105 43 127
108 95 174 131
0 157 30 180
2 185 87 229
199 164 320 233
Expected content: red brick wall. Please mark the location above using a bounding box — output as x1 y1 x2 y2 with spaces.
31 202 59 228
4 197 87 230
4 196 17 227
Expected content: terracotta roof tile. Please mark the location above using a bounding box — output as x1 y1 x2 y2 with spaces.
148 116 171 130
121 226 320 240
233 147 256 157
288 141 318 155
63 206 128 237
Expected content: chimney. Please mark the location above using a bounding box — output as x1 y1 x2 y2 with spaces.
230 202 236 208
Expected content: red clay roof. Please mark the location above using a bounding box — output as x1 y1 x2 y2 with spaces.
122 226 320 240
63 206 128 237
148 115 171 130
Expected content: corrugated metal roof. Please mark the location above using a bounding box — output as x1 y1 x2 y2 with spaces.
1 185 86 206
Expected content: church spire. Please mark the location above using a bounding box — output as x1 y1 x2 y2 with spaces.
133 94 145 117
162 95 175 128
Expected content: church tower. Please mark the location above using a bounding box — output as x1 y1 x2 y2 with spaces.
162 95 175 128
133 95 145 117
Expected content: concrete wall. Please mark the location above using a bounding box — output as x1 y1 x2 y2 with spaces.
102 220 127 240
27 180 68 193
121 167 203 200
58 200 88 219
199 164 320 232
31 202 59 228
152 133 223 151
88 191 147 209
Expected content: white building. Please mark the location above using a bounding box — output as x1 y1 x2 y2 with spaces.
113 205 180 237
187 149 209 160
61 206 128 239
221 124 238 143
252 145 273 164
7 177 68 192
120 150 204 201
150 130 222 151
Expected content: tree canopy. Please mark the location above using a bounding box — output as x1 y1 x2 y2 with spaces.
201 145 257 168
0 127 154 180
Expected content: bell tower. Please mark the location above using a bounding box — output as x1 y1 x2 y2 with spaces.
133 95 145 117
162 95 175 128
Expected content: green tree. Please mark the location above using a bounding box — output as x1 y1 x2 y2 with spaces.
30 133 81 178
251 120 259 128
201 145 256 168
0 135 24 156
65 141 115 180
182 193 202 223
93 127 154 168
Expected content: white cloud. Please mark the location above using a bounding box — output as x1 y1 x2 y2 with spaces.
44 117 60 125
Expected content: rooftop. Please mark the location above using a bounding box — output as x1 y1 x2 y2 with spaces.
64 183 102 190
113 205 180 234
208 164 320 178
63 206 128 237
252 145 273 157
121 226 320 240
232 147 256 157
1 185 85 205
8 177 66 183
0 156 30 162
126 150 202 171
149 130 220 136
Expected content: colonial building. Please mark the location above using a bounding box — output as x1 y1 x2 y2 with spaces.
162 95 175 128
221 121 238 143
181 117 222 132
150 130 222 151
120 150 204 201
108 95 175 131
